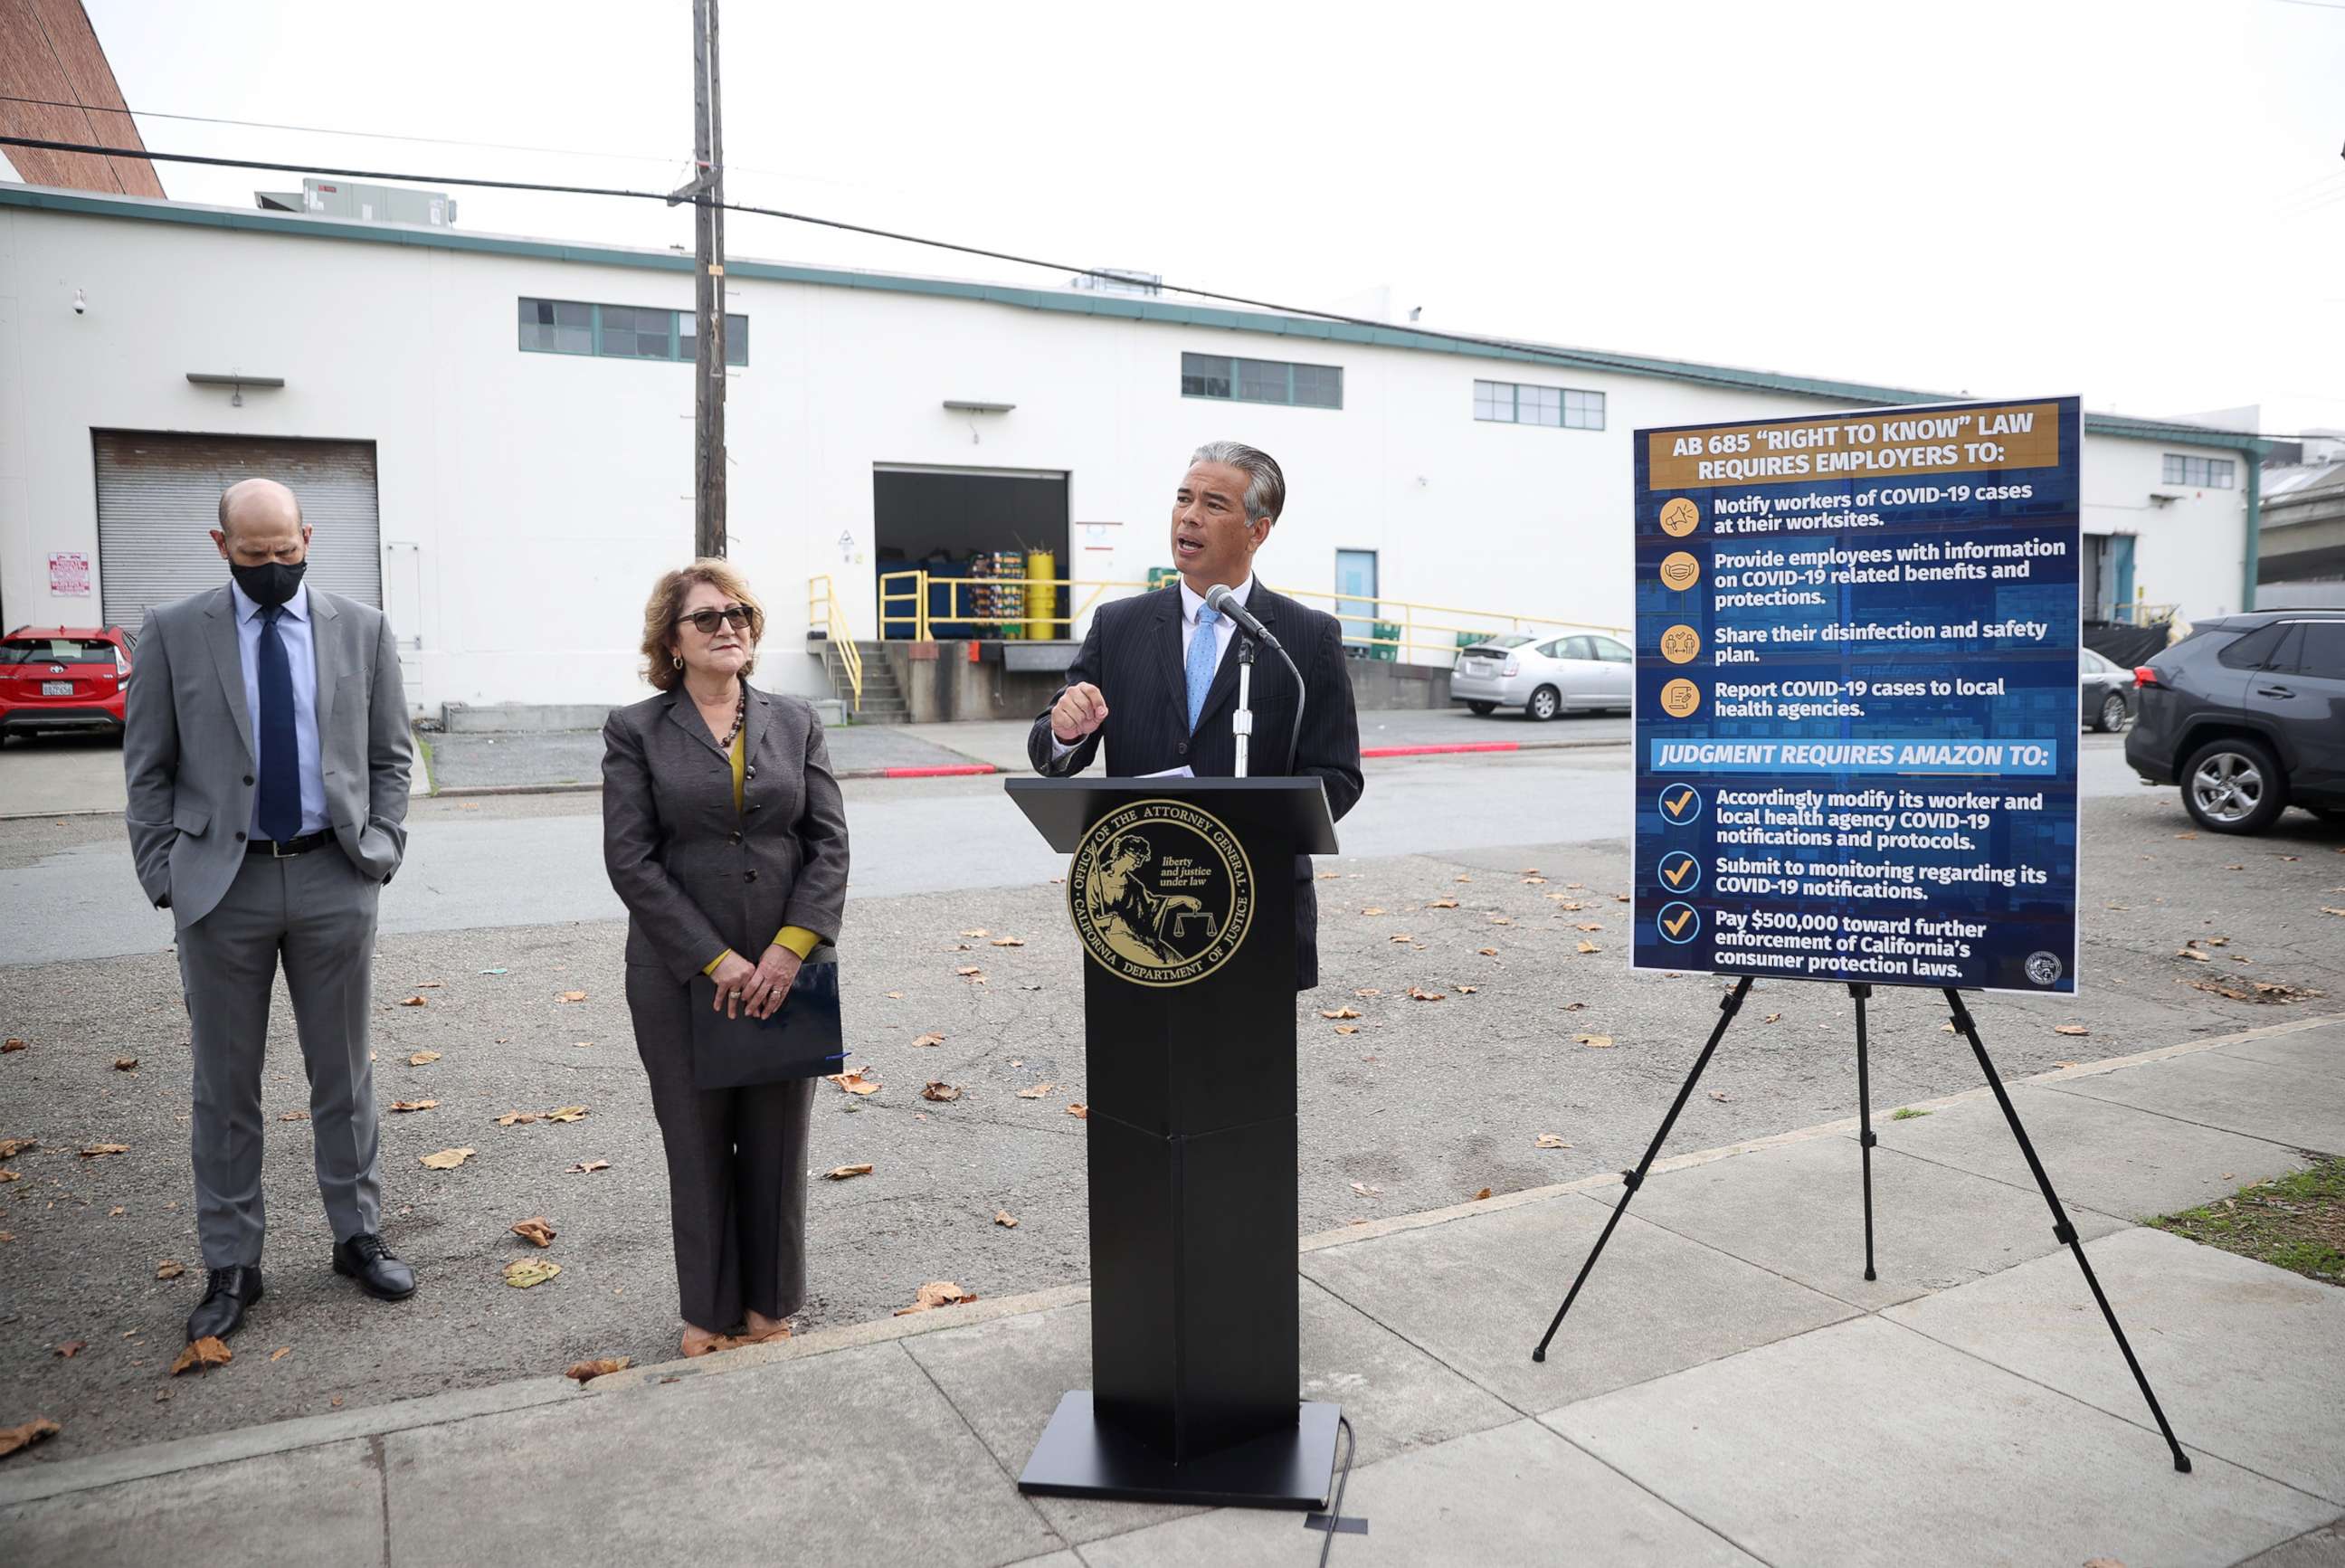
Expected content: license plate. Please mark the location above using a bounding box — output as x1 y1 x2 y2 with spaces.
42 680 73 696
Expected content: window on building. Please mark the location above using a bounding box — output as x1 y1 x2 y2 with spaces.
2160 453 2236 489
1181 352 1343 409
519 299 748 366
1474 379 1604 430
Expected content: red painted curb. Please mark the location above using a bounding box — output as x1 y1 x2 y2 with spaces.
877 763 997 778
1360 742 1523 758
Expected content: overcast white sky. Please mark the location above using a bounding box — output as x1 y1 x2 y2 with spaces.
62 0 2345 436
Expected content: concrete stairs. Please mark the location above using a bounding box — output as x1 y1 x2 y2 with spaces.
821 639 909 724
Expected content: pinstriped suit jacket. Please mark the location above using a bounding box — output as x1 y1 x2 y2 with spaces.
1025 583 1363 989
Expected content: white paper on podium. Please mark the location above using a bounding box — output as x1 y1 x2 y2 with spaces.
1139 765 1195 779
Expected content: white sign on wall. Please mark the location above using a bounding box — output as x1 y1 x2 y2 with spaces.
49 552 91 597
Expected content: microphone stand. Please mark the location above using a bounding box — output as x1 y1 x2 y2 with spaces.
1232 638 1256 778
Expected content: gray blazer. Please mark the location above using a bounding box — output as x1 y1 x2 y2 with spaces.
124 584 413 927
601 685 850 984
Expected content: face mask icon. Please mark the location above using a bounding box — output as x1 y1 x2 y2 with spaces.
1660 552 1701 592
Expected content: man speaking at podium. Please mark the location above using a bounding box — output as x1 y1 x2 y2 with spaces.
1028 441 1362 989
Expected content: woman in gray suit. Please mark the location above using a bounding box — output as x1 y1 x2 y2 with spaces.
602 559 850 1357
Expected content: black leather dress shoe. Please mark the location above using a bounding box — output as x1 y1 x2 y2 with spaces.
187 1265 262 1341
332 1232 417 1300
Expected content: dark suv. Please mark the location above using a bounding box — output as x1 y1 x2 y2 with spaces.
2125 609 2345 833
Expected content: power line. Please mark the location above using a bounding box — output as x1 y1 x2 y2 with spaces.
0 130 1824 396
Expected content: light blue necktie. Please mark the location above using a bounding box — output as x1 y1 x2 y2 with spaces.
1184 602 1220 733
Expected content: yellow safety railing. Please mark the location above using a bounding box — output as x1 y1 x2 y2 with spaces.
876 569 1148 641
858 570 1621 666
807 575 862 708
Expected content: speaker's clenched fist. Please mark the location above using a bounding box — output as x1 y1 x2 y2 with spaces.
1051 681 1110 744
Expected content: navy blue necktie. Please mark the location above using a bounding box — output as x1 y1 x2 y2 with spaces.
256 605 300 842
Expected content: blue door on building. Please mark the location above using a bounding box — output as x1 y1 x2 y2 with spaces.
1335 548 1378 652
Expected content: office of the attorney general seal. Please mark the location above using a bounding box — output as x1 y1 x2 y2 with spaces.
1068 799 1255 987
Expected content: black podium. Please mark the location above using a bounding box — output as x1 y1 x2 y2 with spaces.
1006 776 1343 1508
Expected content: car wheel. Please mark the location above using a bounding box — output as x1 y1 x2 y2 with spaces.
1525 687 1561 722
2181 736 2288 834
1467 701 1496 716
2097 693 2127 733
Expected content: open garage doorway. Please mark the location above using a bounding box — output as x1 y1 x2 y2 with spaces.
872 464 1068 639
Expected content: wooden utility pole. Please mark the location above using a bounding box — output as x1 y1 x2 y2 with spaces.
687 0 727 556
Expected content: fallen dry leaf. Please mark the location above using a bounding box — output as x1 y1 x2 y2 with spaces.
1427 898 1459 909
1761 1012 1782 1024
1456 984 1480 994
270 1347 291 1363
80 1144 129 1158
0 1137 35 1158
112 1057 137 1071
0 1170 16 1183
885 990 906 999
1066 1103 1089 1119
1478 947 1500 956
419 1147 476 1170
960 927 989 938
2054 1024 2090 1037
911 1032 945 1048
1355 987 1382 997
956 965 985 979
416 981 444 989
388 1099 437 1114
920 1081 962 1103
1535 1134 1572 1149
1576 941 1601 955
503 1259 561 1288
1490 916 1515 927
824 1070 880 1097
1321 1007 1362 1020
994 1210 1018 1228
1708 1090 1733 1102
0 1417 62 1458
1334 1024 1360 1035
565 1356 631 1383
2177 947 2211 962
566 1160 610 1174
1014 1082 1055 1098
545 1106 590 1123
0 1038 24 1054
407 1051 441 1066
1351 1182 1381 1197
495 1112 538 1126
1389 934 1416 944
2321 908 2345 918
556 991 589 1003
1615 893 1631 903
156 1260 185 1279
1574 922 1603 932
1406 986 1447 1002
894 1280 978 1316
991 936 1026 947
1475 1186 1493 1200
170 1336 233 1376
824 1164 874 1180
55 1340 87 1359
1360 907 1386 917
107 1206 125 1217
397 995 428 1007
510 1217 556 1248
1577 1034 1616 1049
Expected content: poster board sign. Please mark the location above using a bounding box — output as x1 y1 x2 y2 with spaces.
1631 396 2082 993
49 551 91 597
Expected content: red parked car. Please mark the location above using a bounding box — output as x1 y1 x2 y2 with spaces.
0 624 137 739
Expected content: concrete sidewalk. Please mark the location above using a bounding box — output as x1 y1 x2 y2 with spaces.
6 1014 2340 1566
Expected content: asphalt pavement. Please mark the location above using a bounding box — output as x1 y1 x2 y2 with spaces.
2 755 2340 1465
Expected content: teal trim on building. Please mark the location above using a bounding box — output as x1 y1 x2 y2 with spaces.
0 184 2275 465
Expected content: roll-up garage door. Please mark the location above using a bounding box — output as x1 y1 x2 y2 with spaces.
93 432 381 630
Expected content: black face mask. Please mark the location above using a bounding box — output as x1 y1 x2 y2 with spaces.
231 558 307 607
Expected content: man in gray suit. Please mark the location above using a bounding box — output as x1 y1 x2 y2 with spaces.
124 478 418 1344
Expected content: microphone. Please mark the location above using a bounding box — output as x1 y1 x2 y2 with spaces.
1205 583 1280 650
1204 584 1305 774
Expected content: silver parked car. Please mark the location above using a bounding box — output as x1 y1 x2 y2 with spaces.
1454 632 1634 719
2080 647 2137 732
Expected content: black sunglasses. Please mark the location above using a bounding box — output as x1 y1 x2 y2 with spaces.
676 605 758 635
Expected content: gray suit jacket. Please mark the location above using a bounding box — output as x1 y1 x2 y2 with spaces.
123 584 413 927
601 685 850 985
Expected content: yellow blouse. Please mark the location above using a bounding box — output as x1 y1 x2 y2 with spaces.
701 727 822 976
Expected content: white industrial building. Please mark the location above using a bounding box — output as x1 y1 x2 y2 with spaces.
0 183 2269 719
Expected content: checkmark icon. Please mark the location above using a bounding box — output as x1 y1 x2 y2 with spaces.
1662 859 1692 887
1664 909 1694 936
1663 790 1693 818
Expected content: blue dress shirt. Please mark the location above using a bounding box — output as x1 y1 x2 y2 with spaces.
231 579 330 837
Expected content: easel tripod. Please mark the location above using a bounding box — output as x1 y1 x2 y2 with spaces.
1531 975 2192 1474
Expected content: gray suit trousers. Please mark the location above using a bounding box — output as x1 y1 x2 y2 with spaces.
177 845 385 1268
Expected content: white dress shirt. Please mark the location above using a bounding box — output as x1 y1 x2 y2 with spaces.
231 579 330 837
1052 576 1255 757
